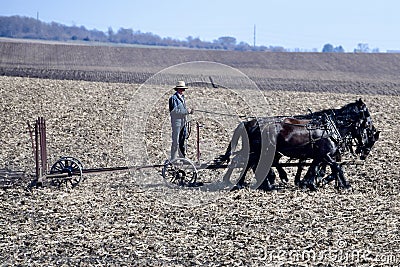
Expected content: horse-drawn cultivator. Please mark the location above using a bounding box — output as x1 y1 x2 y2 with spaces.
24 116 293 189
28 117 231 189
25 97 378 192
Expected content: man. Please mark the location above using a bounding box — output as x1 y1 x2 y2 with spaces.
169 81 193 160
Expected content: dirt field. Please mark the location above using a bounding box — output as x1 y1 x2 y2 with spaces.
1 40 400 265
1 70 399 265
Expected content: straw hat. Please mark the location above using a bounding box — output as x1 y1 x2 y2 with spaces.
173 81 188 90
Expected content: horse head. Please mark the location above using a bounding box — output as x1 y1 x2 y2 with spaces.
347 98 380 160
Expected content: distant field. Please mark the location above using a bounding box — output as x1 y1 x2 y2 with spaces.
1 39 400 95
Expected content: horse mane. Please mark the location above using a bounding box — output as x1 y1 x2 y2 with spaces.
244 99 368 131
296 99 367 121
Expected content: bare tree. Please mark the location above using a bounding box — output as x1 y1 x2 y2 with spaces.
354 43 370 53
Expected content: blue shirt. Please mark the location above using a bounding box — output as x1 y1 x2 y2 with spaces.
169 92 189 119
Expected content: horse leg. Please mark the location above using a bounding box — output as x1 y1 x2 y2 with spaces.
215 143 232 164
330 162 350 189
294 159 306 186
257 168 276 191
314 163 327 186
273 153 288 184
217 122 248 165
322 155 350 189
230 161 252 191
301 160 319 191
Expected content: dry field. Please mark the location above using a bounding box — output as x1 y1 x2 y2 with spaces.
1 39 400 95
1 72 399 266
1 40 400 265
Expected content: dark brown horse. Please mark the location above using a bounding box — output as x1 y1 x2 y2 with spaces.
286 98 380 188
216 99 379 191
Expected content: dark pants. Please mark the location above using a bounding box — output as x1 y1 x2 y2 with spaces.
171 123 187 160
178 126 186 158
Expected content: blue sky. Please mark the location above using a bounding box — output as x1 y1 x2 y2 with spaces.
2 0 399 52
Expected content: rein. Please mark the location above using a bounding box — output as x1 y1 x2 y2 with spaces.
194 109 246 118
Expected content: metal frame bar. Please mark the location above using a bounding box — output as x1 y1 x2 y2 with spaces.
33 117 47 186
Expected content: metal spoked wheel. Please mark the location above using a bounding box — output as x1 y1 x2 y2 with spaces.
162 158 198 187
50 156 83 187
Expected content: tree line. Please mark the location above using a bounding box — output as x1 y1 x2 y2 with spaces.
0 15 377 53
0 16 285 52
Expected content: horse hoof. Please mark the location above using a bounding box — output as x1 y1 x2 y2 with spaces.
258 184 275 191
267 185 276 191
301 182 317 191
308 184 318 191
339 183 351 190
230 184 242 192
299 181 307 189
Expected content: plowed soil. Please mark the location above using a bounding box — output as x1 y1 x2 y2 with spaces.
1 73 399 265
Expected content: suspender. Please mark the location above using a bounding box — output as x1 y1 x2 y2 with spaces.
169 93 186 112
